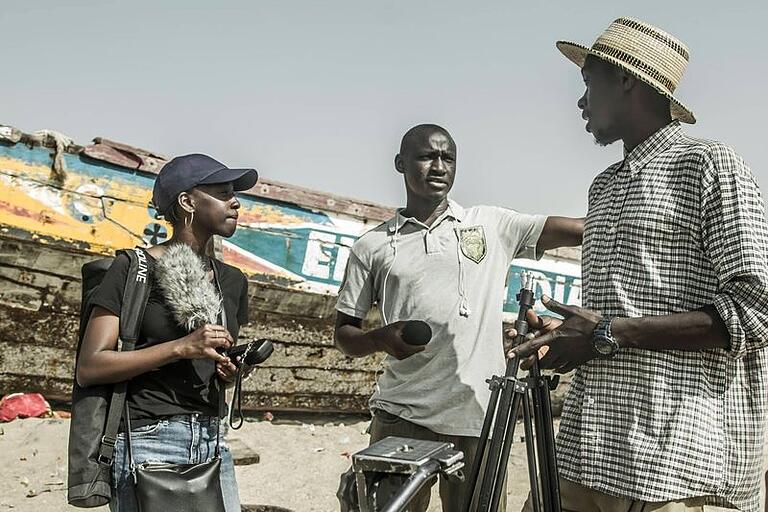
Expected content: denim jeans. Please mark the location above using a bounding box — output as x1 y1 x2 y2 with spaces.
109 414 239 512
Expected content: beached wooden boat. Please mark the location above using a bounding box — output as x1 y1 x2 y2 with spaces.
0 124 581 413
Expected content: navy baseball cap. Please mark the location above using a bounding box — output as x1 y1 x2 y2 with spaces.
152 154 258 216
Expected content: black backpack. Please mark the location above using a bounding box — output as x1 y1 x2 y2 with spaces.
67 248 151 508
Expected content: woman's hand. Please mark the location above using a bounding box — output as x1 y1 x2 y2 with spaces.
176 324 233 363
216 359 238 383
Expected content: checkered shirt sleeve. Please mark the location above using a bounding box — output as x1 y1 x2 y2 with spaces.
699 144 768 357
557 122 768 511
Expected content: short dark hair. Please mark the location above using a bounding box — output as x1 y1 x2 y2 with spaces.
156 195 183 226
399 124 454 155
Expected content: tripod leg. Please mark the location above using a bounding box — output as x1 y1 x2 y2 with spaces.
478 393 515 511
536 378 561 512
477 389 521 512
522 392 542 512
531 380 552 511
489 388 525 512
530 364 561 512
464 381 502 512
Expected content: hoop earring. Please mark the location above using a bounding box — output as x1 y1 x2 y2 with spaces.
185 210 195 227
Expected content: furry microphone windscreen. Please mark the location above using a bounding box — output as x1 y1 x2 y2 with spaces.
155 244 222 332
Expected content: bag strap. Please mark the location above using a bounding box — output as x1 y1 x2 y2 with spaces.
97 248 152 466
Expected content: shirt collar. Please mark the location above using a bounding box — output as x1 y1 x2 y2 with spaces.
387 199 464 233
447 199 465 222
623 121 683 174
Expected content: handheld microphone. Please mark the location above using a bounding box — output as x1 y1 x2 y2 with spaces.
401 320 433 346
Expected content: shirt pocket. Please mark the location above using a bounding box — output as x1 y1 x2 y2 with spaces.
619 210 696 253
617 212 703 311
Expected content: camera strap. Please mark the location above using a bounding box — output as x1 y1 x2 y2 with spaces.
229 355 248 429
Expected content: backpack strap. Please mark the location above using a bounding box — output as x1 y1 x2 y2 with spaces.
97 247 152 465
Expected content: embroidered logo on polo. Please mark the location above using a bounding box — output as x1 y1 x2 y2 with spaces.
458 226 487 263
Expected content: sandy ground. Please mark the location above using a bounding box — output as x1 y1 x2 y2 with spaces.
0 414 553 512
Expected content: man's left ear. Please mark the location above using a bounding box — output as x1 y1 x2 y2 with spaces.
394 154 406 175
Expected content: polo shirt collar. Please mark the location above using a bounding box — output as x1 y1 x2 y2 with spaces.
387 199 465 233
623 121 683 174
447 199 465 222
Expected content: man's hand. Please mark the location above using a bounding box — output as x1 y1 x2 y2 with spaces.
505 308 562 360
375 321 426 360
508 296 602 373
335 313 426 359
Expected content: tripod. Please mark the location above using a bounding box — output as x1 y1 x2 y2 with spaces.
465 274 561 512
338 436 464 512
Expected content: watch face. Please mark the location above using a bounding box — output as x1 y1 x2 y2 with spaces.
594 337 614 355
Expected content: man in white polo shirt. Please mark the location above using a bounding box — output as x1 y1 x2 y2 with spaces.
334 124 583 511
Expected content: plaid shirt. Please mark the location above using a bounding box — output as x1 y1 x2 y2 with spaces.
557 121 768 511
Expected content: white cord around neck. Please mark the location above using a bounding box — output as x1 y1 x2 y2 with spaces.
380 206 470 324
380 215 401 326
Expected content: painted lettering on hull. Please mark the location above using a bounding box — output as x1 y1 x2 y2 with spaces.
0 144 581 313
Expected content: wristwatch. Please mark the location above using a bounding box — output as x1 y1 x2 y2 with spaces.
591 316 619 358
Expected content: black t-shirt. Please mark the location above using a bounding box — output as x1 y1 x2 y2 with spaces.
91 251 249 428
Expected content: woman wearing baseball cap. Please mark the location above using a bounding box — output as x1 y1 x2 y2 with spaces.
76 154 258 511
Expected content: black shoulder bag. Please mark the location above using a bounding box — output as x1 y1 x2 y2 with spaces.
127 394 226 512
128 257 228 512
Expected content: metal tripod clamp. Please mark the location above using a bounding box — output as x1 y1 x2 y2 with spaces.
512 273 536 348
486 375 530 394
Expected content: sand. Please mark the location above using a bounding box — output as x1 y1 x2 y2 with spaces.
0 414 548 511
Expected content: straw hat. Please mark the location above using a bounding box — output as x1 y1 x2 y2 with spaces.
557 17 696 124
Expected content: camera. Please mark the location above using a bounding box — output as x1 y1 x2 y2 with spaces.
226 338 274 367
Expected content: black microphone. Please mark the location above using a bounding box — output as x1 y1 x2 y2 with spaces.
401 320 433 346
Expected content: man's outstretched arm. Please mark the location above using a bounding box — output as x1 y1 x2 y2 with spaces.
536 216 584 255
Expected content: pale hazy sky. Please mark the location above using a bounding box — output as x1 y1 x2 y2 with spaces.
2 1 766 217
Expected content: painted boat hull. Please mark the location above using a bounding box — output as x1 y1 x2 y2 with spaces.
0 132 580 413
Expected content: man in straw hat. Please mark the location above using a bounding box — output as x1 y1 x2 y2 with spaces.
509 16 768 511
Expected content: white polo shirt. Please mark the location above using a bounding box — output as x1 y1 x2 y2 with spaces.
336 200 546 436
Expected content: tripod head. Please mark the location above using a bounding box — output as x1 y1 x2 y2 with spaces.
338 437 464 512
